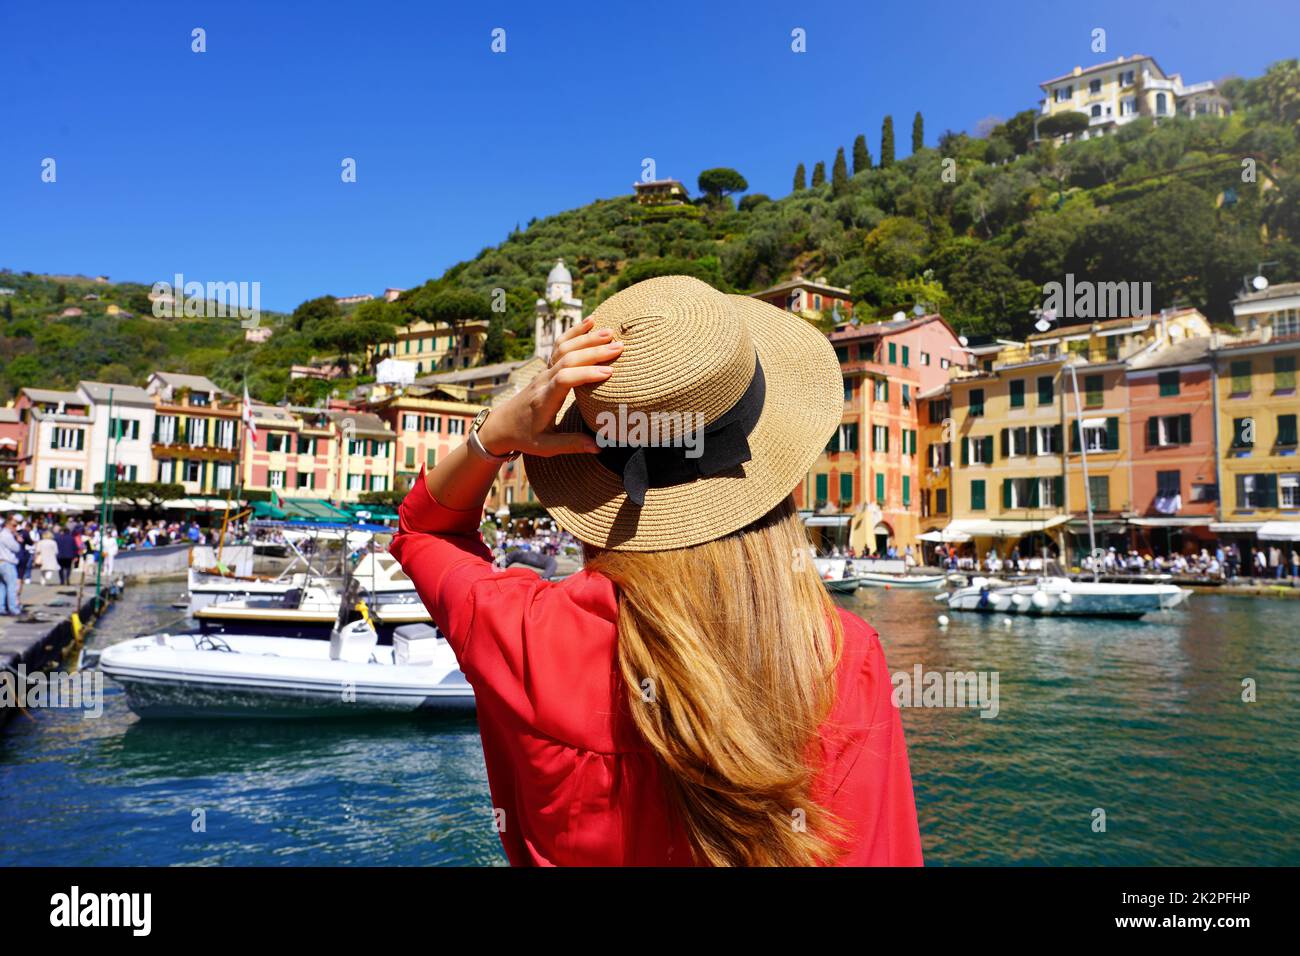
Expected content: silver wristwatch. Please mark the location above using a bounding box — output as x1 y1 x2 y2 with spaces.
467 408 520 463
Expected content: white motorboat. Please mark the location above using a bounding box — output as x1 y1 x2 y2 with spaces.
938 572 1190 619
857 571 946 589
187 566 309 613
98 621 473 719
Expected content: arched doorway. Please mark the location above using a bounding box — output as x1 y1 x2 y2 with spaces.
872 522 893 556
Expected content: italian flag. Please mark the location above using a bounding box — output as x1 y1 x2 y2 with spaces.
242 384 258 441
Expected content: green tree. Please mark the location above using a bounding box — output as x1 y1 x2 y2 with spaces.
831 147 849 196
881 115 895 167
852 134 872 174
482 314 507 363
55 283 67 303
912 111 924 153
697 167 749 205
290 295 340 331
1037 112 1090 140
811 161 827 188
793 163 807 191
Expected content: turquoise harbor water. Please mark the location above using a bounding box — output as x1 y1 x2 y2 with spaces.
1 580 1297 866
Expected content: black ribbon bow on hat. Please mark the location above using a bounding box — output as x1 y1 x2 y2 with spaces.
589 356 766 507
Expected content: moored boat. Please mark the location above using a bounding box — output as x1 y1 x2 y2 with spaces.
823 577 861 595
939 573 1190 619
857 571 946 589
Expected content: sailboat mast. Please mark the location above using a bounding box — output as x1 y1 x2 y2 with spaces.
1067 363 1099 582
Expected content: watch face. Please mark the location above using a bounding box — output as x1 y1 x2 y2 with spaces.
473 408 490 430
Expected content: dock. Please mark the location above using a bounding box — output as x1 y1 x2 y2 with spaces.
0 575 123 729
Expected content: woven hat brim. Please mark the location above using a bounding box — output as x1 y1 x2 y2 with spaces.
523 293 843 552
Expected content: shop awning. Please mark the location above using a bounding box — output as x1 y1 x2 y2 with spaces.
1210 522 1263 533
1257 521 1300 541
805 514 851 527
944 516 1070 538
1128 516 1214 527
918 528 972 543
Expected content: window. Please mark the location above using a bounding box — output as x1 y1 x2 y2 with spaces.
1236 473 1277 510
426 448 436 468
49 468 83 491
1279 414 1298 447
448 419 465 435
110 418 140 441
1230 360 1252 395
403 413 420 431
51 426 84 451
1036 425 1062 455
296 472 314 489
1276 356 1296 392
1231 418 1252 449
189 392 209 407
216 463 232 490
296 436 315 455
1147 414 1192 447
1055 85 1073 103
156 415 177 445
1003 477 1045 509
1037 376 1054 405
839 473 853 507
888 342 897 364
424 416 442 433
901 346 910 367
873 378 888 402
1190 483 1217 503
970 480 986 511
1072 417 1119 452
405 447 416 468
902 476 911 507
872 425 889 452
920 351 930 366
269 470 286 489
1000 427 1029 458
372 440 388 458
1088 475 1110 511
969 388 985 417
834 347 848 363
1273 309 1300 338
928 398 950 424
1089 78 1102 94
1090 104 1102 118
266 432 288 453
928 442 951 468
902 429 917 455
902 384 911 408
1282 473 1300 509
157 460 174 483
218 420 235 449
348 474 363 491
875 472 885 503
935 488 948 515
185 418 205 445
815 473 828 505
349 439 365 456
1039 476 1063 508
1121 96 1137 115
1009 379 1025 408
843 379 854 402
1155 92 1168 116
184 460 202 483
1156 470 1181 499
829 423 858 454
1158 370 1180 397
1119 69 1135 86
1084 374 1104 407
940 357 950 370
370 475 388 491
964 435 994 464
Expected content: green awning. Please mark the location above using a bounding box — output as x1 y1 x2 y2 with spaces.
250 500 288 519
281 498 352 521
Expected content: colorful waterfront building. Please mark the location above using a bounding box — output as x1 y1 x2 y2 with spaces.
78 381 156 492
327 410 395 501
807 314 964 554
242 403 312 498
1124 337 1219 554
371 386 481 494
0 406 24 489
1212 282 1300 546
12 387 94 507
751 275 854 325
371 318 491 375
145 373 242 496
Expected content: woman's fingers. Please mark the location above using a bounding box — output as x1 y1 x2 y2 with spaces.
553 340 622 371
550 321 614 366
534 364 614 424
530 430 600 457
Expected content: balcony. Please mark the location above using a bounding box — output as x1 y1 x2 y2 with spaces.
152 442 239 461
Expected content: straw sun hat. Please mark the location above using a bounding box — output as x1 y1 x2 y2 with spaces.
524 275 842 552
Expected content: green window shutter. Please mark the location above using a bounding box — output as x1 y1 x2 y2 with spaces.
1052 425 1063 452
1277 356 1297 390
1001 428 1009 458
1264 474 1279 508
1231 360 1252 393
984 436 994 462
1179 414 1192 444
1279 414 1298 446
815 473 828 503
1147 417 1159 447
876 472 885 502
1029 478 1041 507
76 429 85 450
1010 379 1024 408
902 476 911 507
1070 420 1080 452
74 470 82 491
971 480 985 511
1002 478 1011 509
888 343 896 364
1038 376 1053 404
1106 417 1119 451
902 346 909 367
840 473 853 505
961 437 969 465
1054 475 1064 505
883 380 889 401
1158 371 1180 396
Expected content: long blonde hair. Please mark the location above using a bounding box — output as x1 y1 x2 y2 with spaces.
585 495 845 866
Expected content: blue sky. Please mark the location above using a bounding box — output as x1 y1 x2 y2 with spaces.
2 0 1296 311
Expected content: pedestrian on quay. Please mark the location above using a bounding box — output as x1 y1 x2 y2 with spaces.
54 525 78 585
34 531 59 585
389 277 922 867
0 515 23 615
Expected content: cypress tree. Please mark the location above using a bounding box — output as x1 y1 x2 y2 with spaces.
852 134 871 174
831 147 849 195
912 111 924 153
811 161 826 188
793 163 807 191
881 115 895 167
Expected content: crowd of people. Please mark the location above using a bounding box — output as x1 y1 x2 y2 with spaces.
1080 543 1300 580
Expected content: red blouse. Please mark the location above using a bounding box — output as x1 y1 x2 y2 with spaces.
388 468 924 867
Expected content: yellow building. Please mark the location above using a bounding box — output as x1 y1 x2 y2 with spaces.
1038 54 1229 141
371 319 491 375
1213 282 1300 544
917 385 951 538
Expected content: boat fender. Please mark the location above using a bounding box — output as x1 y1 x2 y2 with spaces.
1031 591 1049 609
1059 592 1073 604
937 614 950 628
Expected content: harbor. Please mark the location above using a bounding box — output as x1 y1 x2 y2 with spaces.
2 576 1296 866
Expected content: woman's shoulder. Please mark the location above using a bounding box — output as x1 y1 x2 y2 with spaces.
830 606 894 710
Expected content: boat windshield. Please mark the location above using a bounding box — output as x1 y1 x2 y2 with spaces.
1043 559 1067 578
